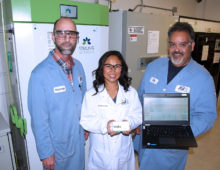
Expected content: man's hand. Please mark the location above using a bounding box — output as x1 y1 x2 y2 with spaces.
84 130 89 140
122 129 131 135
42 154 56 170
135 125 141 135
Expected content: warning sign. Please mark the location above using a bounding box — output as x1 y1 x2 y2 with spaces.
128 26 144 35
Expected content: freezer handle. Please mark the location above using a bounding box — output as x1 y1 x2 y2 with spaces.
8 51 13 72
9 105 27 136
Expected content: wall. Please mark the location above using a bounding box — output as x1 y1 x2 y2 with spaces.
75 0 198 17
195 0 220 21
110 0 220 21
110 0 197 16
75 0 220 21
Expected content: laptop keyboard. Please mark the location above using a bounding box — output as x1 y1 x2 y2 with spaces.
145 126 191 137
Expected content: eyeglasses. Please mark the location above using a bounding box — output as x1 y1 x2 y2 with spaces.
103 64 122 70
55 30 79 39
168 41 192 49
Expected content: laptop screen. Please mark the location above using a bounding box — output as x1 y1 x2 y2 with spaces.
143 93 189 124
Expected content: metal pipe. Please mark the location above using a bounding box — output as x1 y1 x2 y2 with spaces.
130 4 177 15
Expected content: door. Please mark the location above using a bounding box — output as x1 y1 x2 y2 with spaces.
6 27 29 170
192 32 220 96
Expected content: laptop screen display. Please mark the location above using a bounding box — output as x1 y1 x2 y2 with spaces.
143 94 188 121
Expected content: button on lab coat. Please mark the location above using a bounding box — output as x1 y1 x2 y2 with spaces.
80 83 142 170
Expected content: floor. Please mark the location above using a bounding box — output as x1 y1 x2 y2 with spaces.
135 95 220 170
185 96 220 170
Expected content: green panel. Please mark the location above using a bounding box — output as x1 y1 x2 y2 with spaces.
8 0 108 25
11 0 31 21
30 0 108 25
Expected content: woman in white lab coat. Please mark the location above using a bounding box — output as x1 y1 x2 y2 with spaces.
80 50 142 170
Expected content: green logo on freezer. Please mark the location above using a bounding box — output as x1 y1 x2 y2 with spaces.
79 37 94 54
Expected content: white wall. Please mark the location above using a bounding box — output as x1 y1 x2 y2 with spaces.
110 0 197 17
75 0 220 21
195 0 220 21
110 0 220 21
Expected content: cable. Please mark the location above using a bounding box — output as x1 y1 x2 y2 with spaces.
109 0 112 12
128 4 177 16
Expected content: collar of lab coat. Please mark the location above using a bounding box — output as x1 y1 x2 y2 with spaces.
98 82 127 105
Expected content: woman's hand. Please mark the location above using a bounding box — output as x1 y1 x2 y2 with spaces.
107 120 119 136
122 120 131 135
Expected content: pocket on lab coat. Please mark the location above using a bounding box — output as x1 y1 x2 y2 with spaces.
119 140 132 162
53 135 75 160
90 148 111 168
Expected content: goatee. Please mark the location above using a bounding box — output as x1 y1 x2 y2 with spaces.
55 42 76 55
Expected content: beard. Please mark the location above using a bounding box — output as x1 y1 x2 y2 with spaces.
55 41 77 55
170 51 184 66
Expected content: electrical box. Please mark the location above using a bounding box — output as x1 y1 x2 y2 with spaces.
138 57 159 70
0 113 16 170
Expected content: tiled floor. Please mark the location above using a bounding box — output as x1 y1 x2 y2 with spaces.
186 96 220 170
135 95 220 170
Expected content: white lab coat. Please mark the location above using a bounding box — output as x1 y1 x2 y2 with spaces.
80 83 142 170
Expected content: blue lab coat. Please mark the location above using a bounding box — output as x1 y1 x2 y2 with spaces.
28 51 86 170
133 57 217 170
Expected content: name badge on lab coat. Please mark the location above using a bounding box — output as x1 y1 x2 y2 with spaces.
150 77 159 85
78 76 83 84
54 86 66 93
78 76 83 89
98 104 108 107
175 85 190 93
121 99 128 105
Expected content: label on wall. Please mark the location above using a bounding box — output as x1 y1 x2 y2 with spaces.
129 34 137 42
147 31 160 54
128 26 144 35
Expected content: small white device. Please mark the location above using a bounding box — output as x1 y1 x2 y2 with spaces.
110 121 130 132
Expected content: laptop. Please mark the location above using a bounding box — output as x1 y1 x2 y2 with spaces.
142 93 197 149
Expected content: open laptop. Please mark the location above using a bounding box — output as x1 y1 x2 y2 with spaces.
142 93 197 149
